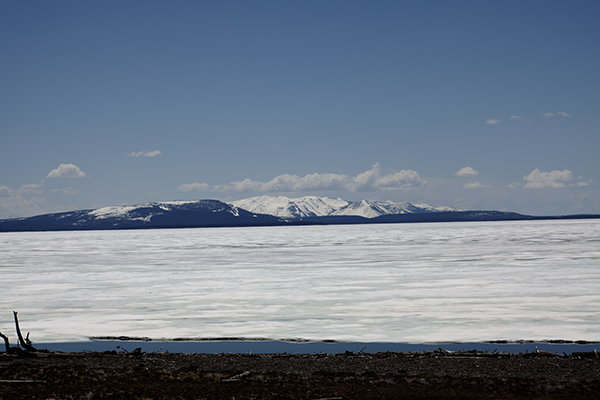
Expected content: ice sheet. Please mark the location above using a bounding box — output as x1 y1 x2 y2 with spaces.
1 220 598 344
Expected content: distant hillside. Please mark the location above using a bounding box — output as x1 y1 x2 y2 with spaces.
0 200 282 232
231 196 458 219
231 196 349 218
0 197 597 232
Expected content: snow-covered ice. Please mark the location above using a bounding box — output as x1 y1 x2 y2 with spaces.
0 219 598 344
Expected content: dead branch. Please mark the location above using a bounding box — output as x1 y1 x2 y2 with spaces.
222 371 251 382
13 311 37 352
0 331 27 355
0 331 12 353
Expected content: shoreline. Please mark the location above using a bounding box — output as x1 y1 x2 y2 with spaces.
2 349 599 399
35 339 600 355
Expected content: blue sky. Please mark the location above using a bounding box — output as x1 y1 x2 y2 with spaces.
1 0 599 218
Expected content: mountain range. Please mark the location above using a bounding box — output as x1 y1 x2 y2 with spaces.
0 196 597 232
231 196 458 218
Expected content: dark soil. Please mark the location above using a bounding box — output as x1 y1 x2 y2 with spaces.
1 349 599 399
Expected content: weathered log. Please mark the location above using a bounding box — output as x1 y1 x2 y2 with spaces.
222 371 251 382
0 331 27 355
0 331 12 353
13 311 37 352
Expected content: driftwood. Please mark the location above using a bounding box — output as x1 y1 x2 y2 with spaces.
1 312 39 355
0 331 13 353
13 311 37 352
0 331 27 355
222 371 251 382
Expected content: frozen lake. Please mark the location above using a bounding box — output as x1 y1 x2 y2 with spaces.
1 219 599 347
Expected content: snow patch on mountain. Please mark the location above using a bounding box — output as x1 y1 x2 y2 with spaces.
87 200 243 222
412 203 458 212
231 196 458 219
331 200 411 218
231 196 349 218
89 205 145 219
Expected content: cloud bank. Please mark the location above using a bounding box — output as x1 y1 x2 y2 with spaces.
128 150 162 157
522 168 588 189
17 183 44 195
179 163 426 193
0 184 48 219
46 163 86 178
50 187 79 195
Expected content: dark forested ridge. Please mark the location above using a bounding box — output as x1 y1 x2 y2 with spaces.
0 200 597 232
0 200 282 232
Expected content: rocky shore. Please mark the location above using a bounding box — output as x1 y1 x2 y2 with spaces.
1 349 599 399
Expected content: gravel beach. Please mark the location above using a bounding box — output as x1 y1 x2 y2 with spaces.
1 349 599 399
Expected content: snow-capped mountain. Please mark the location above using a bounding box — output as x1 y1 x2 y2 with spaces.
0 200 282 231
2 196 587 233
230 196 349 218
85 200 245 224
231 196 458 219
332 199 458 218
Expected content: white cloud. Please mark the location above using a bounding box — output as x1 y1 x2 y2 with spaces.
128 150 162 158
50 187 79 195
523 168 573 188
454 167 479 177
571 181 590 187
509 115 523 119
16 183 44 195
462 181 490 189
0 185 48 219
178 163 426 193
46 163 86 178
543 112 572 118
486 119 502 125
177 182 212 192
543 111 573 120
0 185 14 199
369 169 424 191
